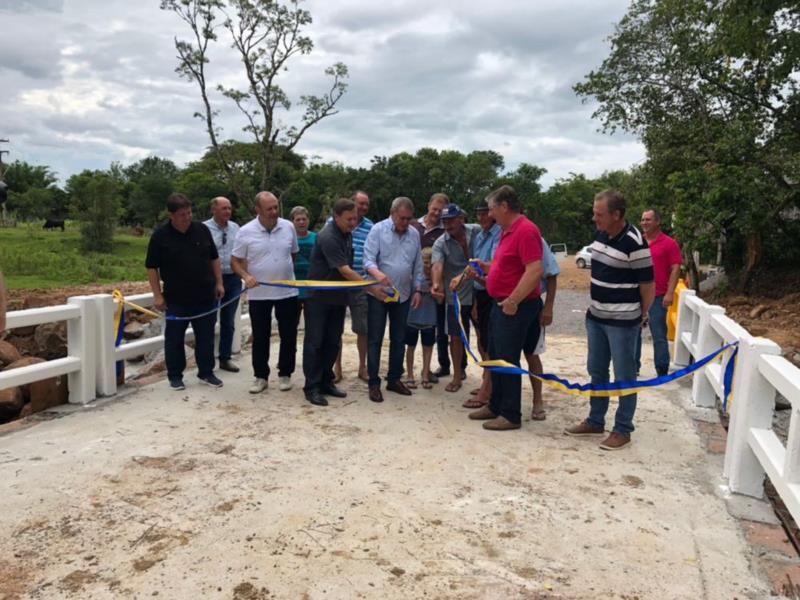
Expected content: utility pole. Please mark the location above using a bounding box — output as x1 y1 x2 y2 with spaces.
0 138 8 181
0 139 9 224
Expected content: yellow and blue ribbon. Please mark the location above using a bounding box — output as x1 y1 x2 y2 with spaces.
114 280 398 323
452 291 737 407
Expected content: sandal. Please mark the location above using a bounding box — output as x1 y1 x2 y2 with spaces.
462 397 487 409
445 380 462 393
405 378 418 389
531 409 547 421
420 371 433 389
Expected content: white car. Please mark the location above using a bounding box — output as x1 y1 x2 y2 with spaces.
575 245 592 269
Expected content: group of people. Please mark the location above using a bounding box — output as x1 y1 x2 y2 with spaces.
145 185 681 450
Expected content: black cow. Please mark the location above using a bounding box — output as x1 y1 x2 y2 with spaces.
43 219 65 231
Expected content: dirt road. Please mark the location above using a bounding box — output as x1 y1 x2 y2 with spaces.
0 271 771 598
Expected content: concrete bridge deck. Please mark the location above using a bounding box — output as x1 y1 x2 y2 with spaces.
0 317 774 599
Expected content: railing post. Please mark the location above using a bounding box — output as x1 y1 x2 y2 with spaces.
690 303 726 407
724 337 782 496
673 288 696 367
94 294 118 397
66 295 96 404
232 298 243 355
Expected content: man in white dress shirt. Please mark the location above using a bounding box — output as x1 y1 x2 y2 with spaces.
232 191 299 393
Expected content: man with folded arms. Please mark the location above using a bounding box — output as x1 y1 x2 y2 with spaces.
232 191 299 394
203 196 242 373
468 185 543 431
363 196 424 403
564 190 654 450
302 197 388 407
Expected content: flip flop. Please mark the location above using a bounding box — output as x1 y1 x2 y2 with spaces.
405 379 418 389
462 397 487 409
531 409 547 421
421 380 433 389
445 381 462 393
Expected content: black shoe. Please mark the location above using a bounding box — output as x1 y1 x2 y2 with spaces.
369 386 384 403
219 359 240 373
386 380 412 396
320 384 347 398
656 368 669 377
433 367 450 377
304 391 328 406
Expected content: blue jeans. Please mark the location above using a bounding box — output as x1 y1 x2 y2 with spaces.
218 274 242 361
488 300 542 424
635 297 670 375
367 296 410 386
586 317 640 436
164 303 217 381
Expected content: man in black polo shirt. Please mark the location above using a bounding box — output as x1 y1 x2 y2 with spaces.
564 190 654 450
302 197 387 407
146 193 225 390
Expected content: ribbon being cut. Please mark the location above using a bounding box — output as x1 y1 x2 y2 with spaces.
114 279 398 324
457 260 738 410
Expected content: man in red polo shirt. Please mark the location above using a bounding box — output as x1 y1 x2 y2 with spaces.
467 185 544 431
637 208 682 376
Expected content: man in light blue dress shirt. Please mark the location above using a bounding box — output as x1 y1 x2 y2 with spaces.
363 196 424 402
203 196 242 372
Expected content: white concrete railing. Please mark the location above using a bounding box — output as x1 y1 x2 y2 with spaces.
0 296 95 404
1 291 249 404
674 289 800 524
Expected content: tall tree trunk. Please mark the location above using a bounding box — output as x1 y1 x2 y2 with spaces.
740 232 762 292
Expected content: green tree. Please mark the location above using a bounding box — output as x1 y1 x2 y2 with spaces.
160 0 348 212
575 0 800 287
2 160 66 220
67 171 122 252
120 157 180 226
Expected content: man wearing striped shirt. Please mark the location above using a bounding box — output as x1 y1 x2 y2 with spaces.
565 190 654 451
333 191 374 382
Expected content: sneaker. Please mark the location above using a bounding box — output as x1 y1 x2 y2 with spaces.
468 405 496 420
249 378 268 394
599 432 631 451
279 376 292 391
198 373 224 388
169 378 185 391
563 420 605 436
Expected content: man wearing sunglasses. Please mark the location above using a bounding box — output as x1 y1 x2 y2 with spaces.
204 197 242 373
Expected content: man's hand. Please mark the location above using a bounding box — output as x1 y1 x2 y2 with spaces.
153 293 167 312
215 283 225 300
243 274 258 289
540 306 553 326
411 291 422 309
641 314 650 329
473 259 491 274
373 271 393 287
499 298 518 316
430 283 445 303
662 296 673 308
370 287 389 302
449 274 464 292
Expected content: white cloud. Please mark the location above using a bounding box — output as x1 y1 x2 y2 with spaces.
1 0 645 188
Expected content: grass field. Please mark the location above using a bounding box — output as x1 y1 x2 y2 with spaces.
0 222 149 289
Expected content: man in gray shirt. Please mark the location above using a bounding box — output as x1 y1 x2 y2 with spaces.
431 203 480 394
203 196 241 372
363 196 424 403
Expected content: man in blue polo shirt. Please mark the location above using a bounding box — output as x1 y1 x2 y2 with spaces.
564 190 654 450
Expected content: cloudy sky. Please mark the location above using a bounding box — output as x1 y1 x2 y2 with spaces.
1 0 645 188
